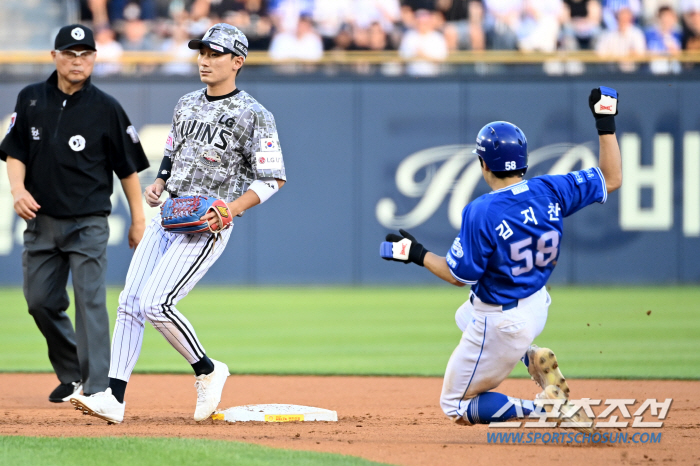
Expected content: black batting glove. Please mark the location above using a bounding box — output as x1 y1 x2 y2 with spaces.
589 86 618 135
380 229 429 267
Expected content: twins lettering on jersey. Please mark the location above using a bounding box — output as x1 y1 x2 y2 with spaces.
176 118 232 152
165 89 286 203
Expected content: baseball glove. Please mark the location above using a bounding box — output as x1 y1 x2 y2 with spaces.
160 196 232 234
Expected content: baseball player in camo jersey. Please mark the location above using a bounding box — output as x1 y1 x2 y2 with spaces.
69 24 286 424
381 87 622 430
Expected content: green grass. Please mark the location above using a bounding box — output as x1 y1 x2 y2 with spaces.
0 436 388 466
0 286 698 379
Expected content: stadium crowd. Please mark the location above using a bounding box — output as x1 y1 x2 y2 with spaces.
77 0 700 75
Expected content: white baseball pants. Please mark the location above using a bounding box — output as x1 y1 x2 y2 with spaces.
440 286 550 424
109 216 232 381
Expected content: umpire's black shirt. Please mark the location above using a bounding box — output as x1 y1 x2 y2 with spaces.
0 71 149 218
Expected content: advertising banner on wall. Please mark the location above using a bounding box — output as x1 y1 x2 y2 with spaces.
0 77 698 285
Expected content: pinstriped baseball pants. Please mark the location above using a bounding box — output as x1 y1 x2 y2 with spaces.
109 215 232 382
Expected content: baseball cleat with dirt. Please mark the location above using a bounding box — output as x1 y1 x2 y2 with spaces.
69 388 125 424
527 345 570 396
194 359 230 421
535 385 595 434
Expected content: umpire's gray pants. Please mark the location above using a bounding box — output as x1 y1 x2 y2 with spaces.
22 214 110 394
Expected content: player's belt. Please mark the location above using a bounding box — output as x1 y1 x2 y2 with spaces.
470 294 518 311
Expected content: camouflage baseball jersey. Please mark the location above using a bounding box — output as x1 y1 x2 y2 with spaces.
164 88 286 202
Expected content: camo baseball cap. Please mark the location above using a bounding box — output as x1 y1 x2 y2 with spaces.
188 23 248 59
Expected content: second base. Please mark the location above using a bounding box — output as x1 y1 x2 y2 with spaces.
212 404 338 422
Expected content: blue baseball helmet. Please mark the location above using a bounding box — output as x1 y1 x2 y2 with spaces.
473 121 528 171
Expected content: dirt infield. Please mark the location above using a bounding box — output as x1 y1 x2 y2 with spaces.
1 374 698 465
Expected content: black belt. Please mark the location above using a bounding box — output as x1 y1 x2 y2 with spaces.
470 294 518 311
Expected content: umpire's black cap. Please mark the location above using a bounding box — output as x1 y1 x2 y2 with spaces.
54 24 96 51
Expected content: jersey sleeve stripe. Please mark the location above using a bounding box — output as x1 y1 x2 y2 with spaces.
449 268 478 285
594 166 607 204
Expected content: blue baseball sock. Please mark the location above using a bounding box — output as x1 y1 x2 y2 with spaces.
465 392 535 424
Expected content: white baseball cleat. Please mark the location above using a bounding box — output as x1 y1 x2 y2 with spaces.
527 345 570 397
194 359 230 421
535 385 595 434
69 388 125 424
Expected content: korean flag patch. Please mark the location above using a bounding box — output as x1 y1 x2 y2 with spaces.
260 138 278 152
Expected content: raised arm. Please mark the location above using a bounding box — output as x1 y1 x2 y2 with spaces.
589 87 622 193
598 134 621 193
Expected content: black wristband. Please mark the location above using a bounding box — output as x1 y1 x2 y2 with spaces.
415 247 429 267
156 156 172 182
596 115 616 135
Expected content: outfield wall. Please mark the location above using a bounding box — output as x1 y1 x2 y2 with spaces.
0 75 698 285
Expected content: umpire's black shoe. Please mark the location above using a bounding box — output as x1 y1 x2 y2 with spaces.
49 381 82 403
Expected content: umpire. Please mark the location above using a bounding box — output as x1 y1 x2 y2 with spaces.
0 25 149 402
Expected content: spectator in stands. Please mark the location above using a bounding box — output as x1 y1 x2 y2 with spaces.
438 0 486 51
400 3 418 30
368 20 392 50
93 27 123 76
596 6 646 72
681 0 700 50
646 6 682 52
483 0 522 50
518 0 565 52
601 0 641 31
268 0 314 36
353 0 402 33
83 0 110 29
641 1 680 26
161 21 198 75
191 0 246 22
269 14 324 60
313 0 353 49
332 24 355 50
220 7 273 50
352 24 372 50
119 3 154 51
646 5 682 74
399 8 448 76
561 0 602 49
109 0 157 21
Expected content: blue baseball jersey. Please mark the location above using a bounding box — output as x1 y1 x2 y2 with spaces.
446 168 607 305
